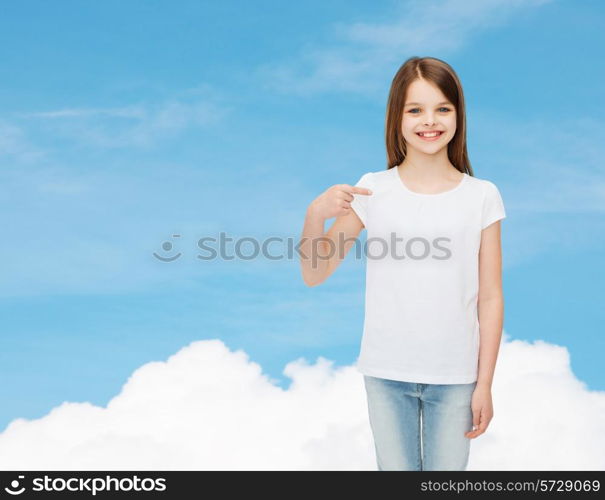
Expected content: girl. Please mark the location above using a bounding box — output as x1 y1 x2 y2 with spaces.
299 56 506 471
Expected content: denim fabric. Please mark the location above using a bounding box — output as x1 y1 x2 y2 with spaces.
363 374 477 471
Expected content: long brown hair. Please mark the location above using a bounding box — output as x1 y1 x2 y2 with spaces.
385 56 474 176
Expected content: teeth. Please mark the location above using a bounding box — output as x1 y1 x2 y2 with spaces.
418 132 441 137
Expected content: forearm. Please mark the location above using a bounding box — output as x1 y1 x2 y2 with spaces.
299 204 330 286
476 295 504 390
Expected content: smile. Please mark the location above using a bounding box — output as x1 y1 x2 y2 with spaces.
416 131 443 141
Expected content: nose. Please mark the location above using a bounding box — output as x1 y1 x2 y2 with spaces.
424 115 437 126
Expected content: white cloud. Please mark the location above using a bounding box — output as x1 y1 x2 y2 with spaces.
0 120 47 163
17 106 146 120
255 0 553 96
0 333 603 470
11 86 232 150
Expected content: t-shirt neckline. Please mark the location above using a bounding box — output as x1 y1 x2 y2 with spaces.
392 167 467 197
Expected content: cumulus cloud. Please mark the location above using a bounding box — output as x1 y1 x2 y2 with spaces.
0 334 603 470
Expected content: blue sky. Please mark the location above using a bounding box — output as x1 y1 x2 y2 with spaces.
1 0 604 435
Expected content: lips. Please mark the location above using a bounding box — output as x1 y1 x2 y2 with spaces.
416 131 444 141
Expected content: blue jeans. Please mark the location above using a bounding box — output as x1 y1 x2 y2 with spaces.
363 374 477 471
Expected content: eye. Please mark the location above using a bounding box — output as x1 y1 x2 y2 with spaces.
407 107 452 113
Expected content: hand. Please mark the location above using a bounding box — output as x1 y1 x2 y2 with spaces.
465 385 493 439
309 183 372 220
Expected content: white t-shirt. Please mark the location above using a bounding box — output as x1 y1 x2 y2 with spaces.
349 167 506 384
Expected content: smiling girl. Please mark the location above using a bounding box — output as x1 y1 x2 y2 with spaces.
299 56 506 471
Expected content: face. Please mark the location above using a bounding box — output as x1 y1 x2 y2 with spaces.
401 78 457 152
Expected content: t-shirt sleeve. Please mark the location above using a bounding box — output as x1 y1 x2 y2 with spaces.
349 172 373 228
481 180 506 230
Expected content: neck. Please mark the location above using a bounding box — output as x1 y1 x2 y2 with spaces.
399 149 457 178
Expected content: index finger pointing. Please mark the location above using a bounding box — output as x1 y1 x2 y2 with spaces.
347 186 373 195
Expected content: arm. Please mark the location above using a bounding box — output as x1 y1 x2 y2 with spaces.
476 219 505 389
465 219 504 438
299 184 370 287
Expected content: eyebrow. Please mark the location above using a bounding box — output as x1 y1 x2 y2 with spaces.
405 101 452 106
